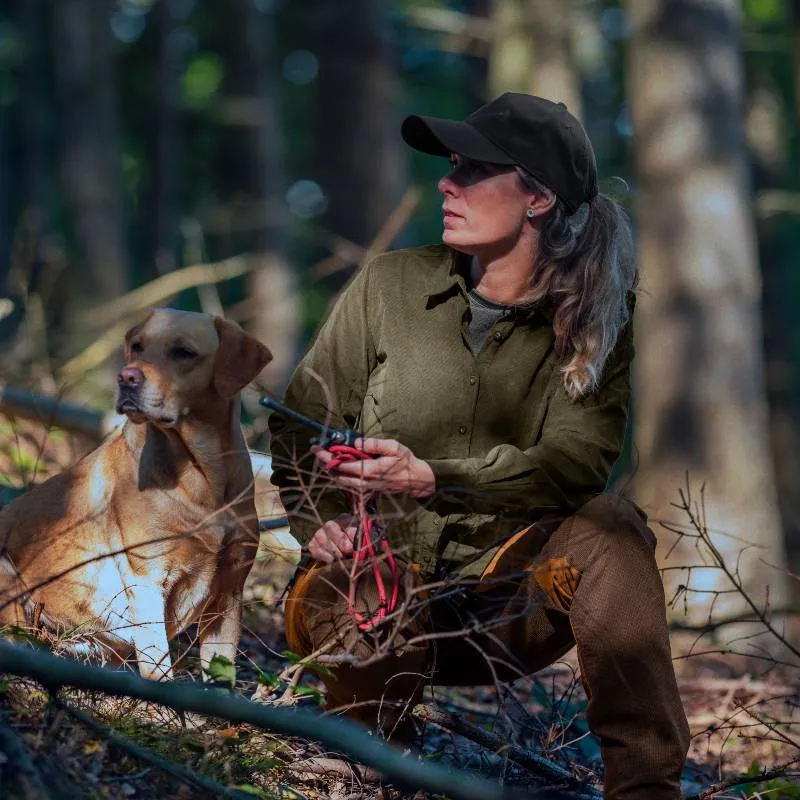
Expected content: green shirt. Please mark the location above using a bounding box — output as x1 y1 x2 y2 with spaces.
268 244 634 579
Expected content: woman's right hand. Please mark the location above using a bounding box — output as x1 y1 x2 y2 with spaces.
308 514 359 563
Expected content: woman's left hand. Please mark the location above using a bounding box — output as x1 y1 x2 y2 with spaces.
314 437 436 498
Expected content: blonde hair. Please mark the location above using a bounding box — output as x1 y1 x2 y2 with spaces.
516 168 637 400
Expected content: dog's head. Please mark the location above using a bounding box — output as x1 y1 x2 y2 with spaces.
116 309 272 427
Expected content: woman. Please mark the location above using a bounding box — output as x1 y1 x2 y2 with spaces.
269 93 690 800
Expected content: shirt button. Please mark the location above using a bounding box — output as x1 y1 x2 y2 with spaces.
469 375 477 385
458 425 467 434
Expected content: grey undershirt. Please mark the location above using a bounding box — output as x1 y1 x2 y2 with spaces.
467 288 538 355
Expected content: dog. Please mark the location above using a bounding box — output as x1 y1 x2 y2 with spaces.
0 309 272 680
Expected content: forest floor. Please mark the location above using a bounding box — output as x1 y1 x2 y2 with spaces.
0 417 799 799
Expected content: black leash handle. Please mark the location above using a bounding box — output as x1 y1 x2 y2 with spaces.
258 396 360 447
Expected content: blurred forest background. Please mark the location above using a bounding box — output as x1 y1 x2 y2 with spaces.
0 0 799 639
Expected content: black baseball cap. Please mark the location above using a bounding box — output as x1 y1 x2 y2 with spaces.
401 93 598 214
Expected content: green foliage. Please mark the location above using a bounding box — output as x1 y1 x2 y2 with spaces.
281 649 302 665
301 285 331 332
182 52 224 109
256 670 280 688
291 685 323 703
744 0 786 24
204 653 237 688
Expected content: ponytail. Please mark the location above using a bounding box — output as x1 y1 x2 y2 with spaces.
516 168 638 400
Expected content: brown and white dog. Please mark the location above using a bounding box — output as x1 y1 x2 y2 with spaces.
0 309 272 680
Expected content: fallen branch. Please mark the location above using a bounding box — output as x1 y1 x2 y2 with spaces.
412 703 602 798
54 698 253 800
0 384 120 439
0 641 524 800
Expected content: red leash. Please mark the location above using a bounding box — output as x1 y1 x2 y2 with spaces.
325 444 400 632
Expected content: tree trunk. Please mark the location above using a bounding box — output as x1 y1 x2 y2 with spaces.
312 0 406 252
464 0 491 105
626 0 789 634
143 0 183 279
487 0 534 97
755 2 800 621
53 0 127 307
217 0 299 394
2 0 55 347
527 0 582 120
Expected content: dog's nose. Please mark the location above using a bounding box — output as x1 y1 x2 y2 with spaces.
118 366 145 388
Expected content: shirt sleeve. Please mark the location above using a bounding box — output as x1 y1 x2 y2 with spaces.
424 316 634 517
268 262 378 546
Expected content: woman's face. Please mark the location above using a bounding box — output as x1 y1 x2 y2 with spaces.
438 154 536 256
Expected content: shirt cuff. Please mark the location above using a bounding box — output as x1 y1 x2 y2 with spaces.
426 458 480 492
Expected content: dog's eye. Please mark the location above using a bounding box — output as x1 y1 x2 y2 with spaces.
171 346 198 360
130 341 143 355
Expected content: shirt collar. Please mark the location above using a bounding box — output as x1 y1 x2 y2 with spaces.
424 246 556 324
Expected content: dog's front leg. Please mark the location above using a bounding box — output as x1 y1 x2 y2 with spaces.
197 590 243 678
126 589 173 681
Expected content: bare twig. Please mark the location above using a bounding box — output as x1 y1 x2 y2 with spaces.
662 478 800 661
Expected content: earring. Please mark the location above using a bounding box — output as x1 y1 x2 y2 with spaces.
526 208 535 219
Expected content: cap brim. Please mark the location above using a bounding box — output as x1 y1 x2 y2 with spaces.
401 115 516 165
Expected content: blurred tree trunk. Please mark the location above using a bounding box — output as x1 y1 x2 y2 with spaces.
218 0 299 394
757 3 800 615
9 0 64 353
487 0 534 97
53 0 127 308
144 0 183 278
792 0 800 125
464 0 491 105
13 0 51 264
626 0 789 632
487 1 582 119
527 0 582 120
311 0 405 253
0 6 14 307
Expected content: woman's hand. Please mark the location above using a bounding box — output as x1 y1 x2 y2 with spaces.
314 437 436 498
308 513 358 563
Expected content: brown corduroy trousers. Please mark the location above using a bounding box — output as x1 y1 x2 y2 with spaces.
283 494 691 800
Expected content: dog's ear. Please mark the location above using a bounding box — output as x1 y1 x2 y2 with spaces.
123 312 154 362
213 317 273 398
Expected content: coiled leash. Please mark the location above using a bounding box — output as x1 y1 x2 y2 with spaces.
324 444 400 632
259 396 400 632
